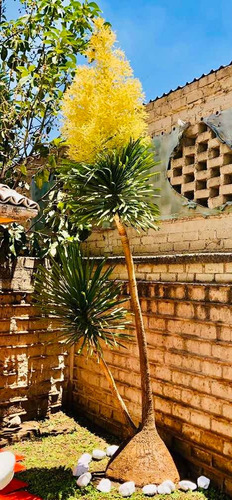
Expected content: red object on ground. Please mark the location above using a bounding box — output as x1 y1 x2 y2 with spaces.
14 455 25 463
0 492 42 500
0 449 43 500
13 464 26 474
0 480 28 495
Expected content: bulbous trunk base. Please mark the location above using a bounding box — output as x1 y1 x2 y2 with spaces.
106 426 180 487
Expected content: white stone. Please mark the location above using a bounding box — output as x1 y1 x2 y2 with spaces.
73 463 89 477
119 481 135 497
0 452 16 491
179 480 197 491
78 453 92 465
92 449 106 460
106 445 119 457
97 479 112 493
157 483 172 494
161 480 175 492
9 416 21 427
142 484 157 496
76 472 92 488
197 476 210 489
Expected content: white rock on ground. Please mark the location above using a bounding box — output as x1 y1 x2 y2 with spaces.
78 453 92 465
92 449 106 460
142 484 157 496
157 483 172 494
97 478 112 493
179 480 197 491
161 480 175 492
73 463 89 477
119 481 136 497
106 445 119 457
76 472 92 488
197 476 210 489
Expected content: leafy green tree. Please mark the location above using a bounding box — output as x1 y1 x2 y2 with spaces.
0 0 100 258
0 0 100 188
58 139 180 485
34 243 136 433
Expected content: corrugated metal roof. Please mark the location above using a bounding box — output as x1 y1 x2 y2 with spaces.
148 61 232 103
0 184 39 210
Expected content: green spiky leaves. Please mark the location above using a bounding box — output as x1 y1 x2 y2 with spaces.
59 139 160 230
34 243 130 354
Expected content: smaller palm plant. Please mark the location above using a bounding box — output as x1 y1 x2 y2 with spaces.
34 243 136 431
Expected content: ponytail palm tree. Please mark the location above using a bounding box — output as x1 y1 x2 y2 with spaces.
34 243 136 433
59 139 180 485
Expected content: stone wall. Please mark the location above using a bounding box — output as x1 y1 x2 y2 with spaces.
0 258 69 445
73 255 232 494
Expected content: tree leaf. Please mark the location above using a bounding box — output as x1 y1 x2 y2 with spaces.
1 46 7 61
20 164 27 176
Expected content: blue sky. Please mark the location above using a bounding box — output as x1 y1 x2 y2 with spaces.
5 0 232 103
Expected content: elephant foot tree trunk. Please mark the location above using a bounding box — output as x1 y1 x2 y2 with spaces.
106 214 179 486
106 426 179 486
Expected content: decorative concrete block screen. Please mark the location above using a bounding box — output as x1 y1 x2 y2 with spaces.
168 122 232 208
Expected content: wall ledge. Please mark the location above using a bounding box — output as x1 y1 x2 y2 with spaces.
91 251 232 264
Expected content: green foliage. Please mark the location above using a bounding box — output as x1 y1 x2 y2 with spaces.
0 0 100 258
59 139 160 230
0 0 100 187
30 178 89 258
34 243 130 352
0 187 89 259
0 202 90 260
0 223 28 258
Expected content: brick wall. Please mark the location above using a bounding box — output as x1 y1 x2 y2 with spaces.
73 257 232 494
76 66 232 493
0 258 69 446
81 212 232 256
147 64 232 137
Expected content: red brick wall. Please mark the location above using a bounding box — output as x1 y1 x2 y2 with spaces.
0 258 69 446
73 257 232 494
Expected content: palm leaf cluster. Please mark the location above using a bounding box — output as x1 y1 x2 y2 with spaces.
59 139 160 229
34 244 130 353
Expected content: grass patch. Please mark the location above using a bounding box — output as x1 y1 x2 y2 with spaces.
9 413 229 500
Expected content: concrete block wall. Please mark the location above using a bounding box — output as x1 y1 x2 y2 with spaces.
0 258 69 445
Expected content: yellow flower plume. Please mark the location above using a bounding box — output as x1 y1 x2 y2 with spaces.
61 18 148 163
